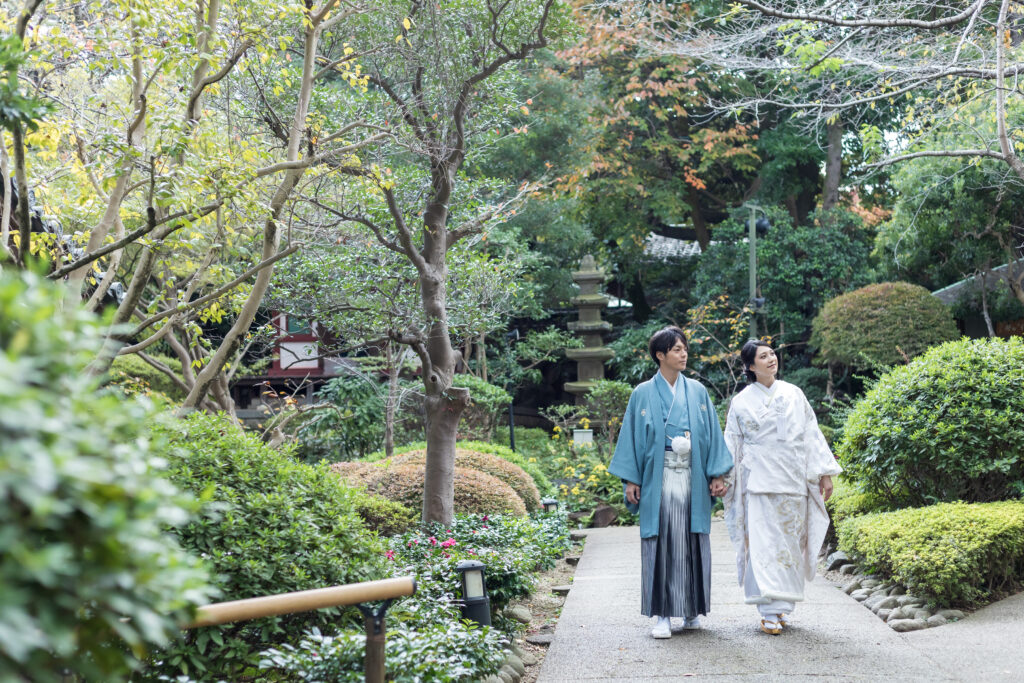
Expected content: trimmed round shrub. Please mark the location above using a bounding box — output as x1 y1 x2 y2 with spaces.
391 449 542 511
148 413 388 680
0 272 212 681
340 463 527 516
351 491 418 536
107 352 187 402
838 501 1024 606
811 281 959 370
838 337 1024 508
365 440 556 496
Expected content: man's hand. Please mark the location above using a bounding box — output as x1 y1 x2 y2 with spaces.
709 476 728 497
626 481 641 505
819 475 834 502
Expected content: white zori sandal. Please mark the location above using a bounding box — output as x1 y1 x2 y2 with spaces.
651 616 672 639
760 616 782 635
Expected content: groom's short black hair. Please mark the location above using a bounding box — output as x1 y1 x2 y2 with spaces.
648 326 689 365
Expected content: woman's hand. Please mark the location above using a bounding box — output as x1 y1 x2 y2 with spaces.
709 476 728 497
626 482 641 505
819 475 834 502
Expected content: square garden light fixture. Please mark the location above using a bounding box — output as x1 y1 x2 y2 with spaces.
455 559 491 626
541 498 559 513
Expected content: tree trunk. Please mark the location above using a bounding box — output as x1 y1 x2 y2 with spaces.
822 118 843 211
423 387 470 523
384 341 397 459
686 184 711 251
477 332 487 383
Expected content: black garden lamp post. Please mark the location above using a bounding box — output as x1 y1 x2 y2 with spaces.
541 497 559 513
455 559 491 626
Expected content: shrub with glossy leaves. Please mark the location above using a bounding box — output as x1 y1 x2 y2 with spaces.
390 448 541 511
147 413 387 680
0 272 212 682
837 337 1024 508
838 501 1024 606
810 281 959 371
107 352 187 402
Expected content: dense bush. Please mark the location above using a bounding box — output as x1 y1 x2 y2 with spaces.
148 413 387 680
838 501 1024 606
332 462 528 516
260 623 503 682
107 352 187 402
452 374 511 440
391 449 542 511
293 374 385 462
261 512 570 681
825 476 892 530
810 281 959 371
838 338 1024 508
494 426 553 458
0 272 212 682
351 491 419 536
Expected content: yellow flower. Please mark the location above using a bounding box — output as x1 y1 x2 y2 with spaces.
528 457 537 463
571 487 581 495
552 425 561 432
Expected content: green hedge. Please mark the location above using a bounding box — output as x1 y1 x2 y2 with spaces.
811 281 959 371
0 272 212 682
825 476 892 530
838 501 1024 606
147 413 387 680
838 337 1024 508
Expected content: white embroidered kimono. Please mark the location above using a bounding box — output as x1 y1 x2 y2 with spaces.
723 380 842 607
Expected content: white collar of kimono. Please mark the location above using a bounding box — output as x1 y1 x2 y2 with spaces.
656 371 684 425
753 380 779 404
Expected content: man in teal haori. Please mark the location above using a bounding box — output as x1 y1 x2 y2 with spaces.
608 326 733 639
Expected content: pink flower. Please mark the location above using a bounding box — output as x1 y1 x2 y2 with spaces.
428 536 438 546
441 538 456 548
467 548 476 555
385 550 395 560
481 515 489 522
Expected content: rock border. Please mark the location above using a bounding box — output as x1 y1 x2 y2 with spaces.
824 551 966 632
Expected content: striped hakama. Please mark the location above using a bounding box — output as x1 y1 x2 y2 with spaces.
640 449 712 618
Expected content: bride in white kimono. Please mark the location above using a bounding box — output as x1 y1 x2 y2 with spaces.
723 340 841 635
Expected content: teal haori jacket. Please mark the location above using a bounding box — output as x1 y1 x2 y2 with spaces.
608 374 734 538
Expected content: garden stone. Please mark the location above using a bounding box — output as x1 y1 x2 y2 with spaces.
897 595 923 607
887 607 908 622
838 563 858 575
505 606 533 624
890 618 928 632
565 556 580 566
569 530 588 541
870 587 889 598
497 668 516 683
889 585 906 596
927 614 948 627
567 510 590 523
873 596 900 613
938 609 965 621
912 609 932 621
877 608 892 621
864 596 885 611
552 584 572 596
860 579 880 589
850 589 871 601
511 643 537 666
482 677 505 683
504 654 527 676
825 550 850 571
526 633 554 646
589 503 618 528
842 579 862 594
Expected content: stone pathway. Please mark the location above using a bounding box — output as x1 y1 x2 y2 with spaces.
536 521 1023 682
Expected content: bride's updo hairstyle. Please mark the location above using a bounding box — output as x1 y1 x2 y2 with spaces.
740 339 772 382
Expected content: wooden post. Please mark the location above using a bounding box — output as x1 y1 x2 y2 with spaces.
361 603 388 683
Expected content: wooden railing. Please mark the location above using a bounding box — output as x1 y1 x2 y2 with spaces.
184 576 416 683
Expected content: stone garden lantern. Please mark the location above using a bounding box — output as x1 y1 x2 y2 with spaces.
564 254 614 404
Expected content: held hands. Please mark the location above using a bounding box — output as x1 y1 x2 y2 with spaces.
625 482 641 505
709 476 728 497
819 475 834 502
